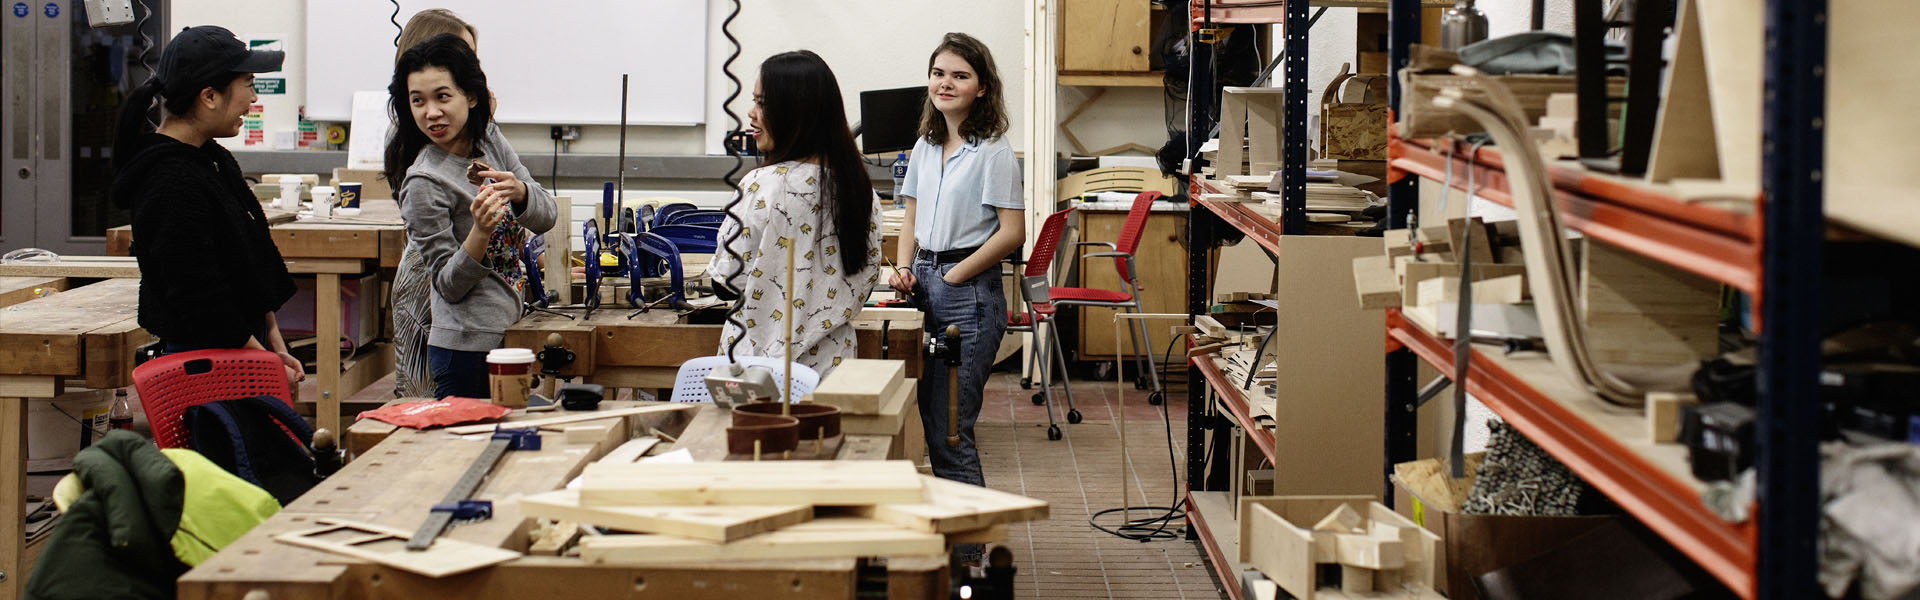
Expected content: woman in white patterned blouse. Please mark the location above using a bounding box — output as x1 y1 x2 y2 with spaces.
706 50 882 377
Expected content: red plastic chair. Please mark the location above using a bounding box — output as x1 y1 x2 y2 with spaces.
1035 192 1165 403
131 348 294 449
1019 206 1083 440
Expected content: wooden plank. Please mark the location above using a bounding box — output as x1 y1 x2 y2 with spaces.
0 258 139 278
1446 217 1495 264
946 524 1008 545
1059 0 1149 72
1400 261 1527 308
0 377 56 398
578 517 943 566
1646 0 1721 183
284 258 370 274
1693 0 1762 193
1647 391 1699 444
0 279 141 377
1195 315 1229 339
1826 1 1920 248
848 475 1050 533
316 273 343 437
0 398 23 600
444 403 698 435
1334 533 1404 569
1581 241 1719 366
596 322 722 368
518 489 813 543
0 277 64 310
1246 503 1317 600
1367 503 1444 593
271 227 381 260
582 460 924 507
810 359 905 415
271 519 519 578
839 379 915 435
1471 274 1528 305
526 520 581 556
1351 255 1401 309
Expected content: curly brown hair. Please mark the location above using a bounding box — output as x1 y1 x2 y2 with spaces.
917 32 1008 146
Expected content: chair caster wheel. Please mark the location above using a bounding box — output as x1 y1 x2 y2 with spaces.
1067 409 1083 424
1148 392 1163 406
1031 393 1047 406
1020 377 1032 390
1047 425 1062 441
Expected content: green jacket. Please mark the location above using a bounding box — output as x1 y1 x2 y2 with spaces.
25 431 280 599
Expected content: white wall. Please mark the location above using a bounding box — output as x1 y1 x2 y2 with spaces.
169 0 1027 157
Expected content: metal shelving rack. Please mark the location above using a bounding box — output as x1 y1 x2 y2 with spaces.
1371 1 1826 599
1179 0 1826 597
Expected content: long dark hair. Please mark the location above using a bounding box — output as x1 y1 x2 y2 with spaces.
383 34 493 191
758 50 873 274
112 71 243 173
917 32 1008 146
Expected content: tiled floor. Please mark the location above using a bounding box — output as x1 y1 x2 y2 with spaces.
977 370 1228 599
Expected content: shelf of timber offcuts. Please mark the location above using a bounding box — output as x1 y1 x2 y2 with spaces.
1386 309 1757 599
1388 135 1761 295
1191 336 1278 467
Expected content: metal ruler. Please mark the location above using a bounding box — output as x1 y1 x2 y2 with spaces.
406 428 542 551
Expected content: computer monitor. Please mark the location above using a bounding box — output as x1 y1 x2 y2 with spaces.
858 86 927 155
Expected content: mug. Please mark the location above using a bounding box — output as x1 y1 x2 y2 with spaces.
336 182 363 216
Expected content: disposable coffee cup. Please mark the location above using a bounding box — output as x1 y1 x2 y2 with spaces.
274 175 303 209
310 185 336 218
486 348 536 408
336 182 363 216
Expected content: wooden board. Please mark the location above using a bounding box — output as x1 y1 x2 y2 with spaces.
839 379 916 435
580 460 924 506
517 489 813 543
1693 0 1762 193
1351 255 1401 309
0 257 139 278
0 277 64 310
1646 0 1721 183
1581 241 1718 366
1825 0 1920 248
272 518 519 578
810 359 905 415
845 475 1050 533
0 279 143 378
443 403 697 435
1264 238 1387 497
1246 503 1317 600
1059 0 1149 72
1400 261 1528 308
578 517 943 566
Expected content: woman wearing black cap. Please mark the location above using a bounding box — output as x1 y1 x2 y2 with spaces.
110 25 303 384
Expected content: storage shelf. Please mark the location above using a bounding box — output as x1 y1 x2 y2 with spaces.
1186 490 1245 600
1386 309 1756 599
1191 342 1278 467
1195 195 1285 256
1388 136 1762 294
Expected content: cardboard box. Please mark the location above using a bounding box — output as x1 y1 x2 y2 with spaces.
1391 457 1620 600
277 272 382 348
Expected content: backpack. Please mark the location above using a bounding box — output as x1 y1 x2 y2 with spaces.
182 396 320 505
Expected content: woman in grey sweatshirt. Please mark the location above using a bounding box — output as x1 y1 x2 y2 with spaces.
383 34 556 398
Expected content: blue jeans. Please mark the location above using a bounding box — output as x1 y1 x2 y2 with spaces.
428 346 490 400
912 257 1004 558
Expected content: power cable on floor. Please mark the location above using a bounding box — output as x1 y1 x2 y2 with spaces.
1088 333 1191 541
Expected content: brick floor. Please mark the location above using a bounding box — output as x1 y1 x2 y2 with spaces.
978 370 1228 600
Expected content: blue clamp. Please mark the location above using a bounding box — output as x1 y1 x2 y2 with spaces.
492 428 543 451
430 499 493 521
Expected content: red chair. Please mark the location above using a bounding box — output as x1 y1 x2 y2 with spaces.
1039 192 1165 403
1021 206 1082 441
131 348 293 449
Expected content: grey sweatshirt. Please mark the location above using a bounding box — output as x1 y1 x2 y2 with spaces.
398 130 557 352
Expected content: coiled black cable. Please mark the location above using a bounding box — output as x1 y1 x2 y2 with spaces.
389 0 402 48
1088 333 1191 541
717 0 748 361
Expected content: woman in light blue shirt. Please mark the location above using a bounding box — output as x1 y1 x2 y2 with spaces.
886 32 1023 567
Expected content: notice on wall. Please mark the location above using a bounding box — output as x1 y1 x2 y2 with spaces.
248 35 287 95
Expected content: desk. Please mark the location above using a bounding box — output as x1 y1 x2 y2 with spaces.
107 201 406 437
184 402 946 599
0 279 149 599
503 306 925 391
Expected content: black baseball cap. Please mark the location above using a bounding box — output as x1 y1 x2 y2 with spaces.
155 26 283 94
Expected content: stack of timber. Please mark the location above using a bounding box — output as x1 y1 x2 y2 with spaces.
807 357 923 461
519 460 1047 564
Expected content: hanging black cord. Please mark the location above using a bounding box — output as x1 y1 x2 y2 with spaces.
1088 333 1191 541
389 0 403 48
717 0 749 361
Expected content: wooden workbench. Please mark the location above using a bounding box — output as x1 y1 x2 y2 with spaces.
503 305 926 390
183 401 946 599
107 201 406 438
0 279 149 599
0 277 65 310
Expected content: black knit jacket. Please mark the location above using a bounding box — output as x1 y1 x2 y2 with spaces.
111 133 295 349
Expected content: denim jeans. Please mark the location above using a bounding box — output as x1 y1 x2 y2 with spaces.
912 256 1005 561
428 346 491 400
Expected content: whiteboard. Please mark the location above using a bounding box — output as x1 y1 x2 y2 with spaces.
305 0 707 125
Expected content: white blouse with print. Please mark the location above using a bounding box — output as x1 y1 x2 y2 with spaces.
705 161 883 377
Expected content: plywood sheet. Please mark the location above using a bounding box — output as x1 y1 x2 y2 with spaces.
272 519 519 578
578 517 943 565
580 460 924 506
847 475 1050 533
517 489 812 542
1693 0 1761 193
1646 0 1721 183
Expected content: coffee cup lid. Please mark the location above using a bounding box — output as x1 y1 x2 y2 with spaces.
487 348 536 363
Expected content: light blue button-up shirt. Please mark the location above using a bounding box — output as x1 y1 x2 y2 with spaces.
900 135 1024 252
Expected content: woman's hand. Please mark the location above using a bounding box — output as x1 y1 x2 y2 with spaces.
888 267 917 293
475 170 528 205
471 188 511 233
276 351 306 384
